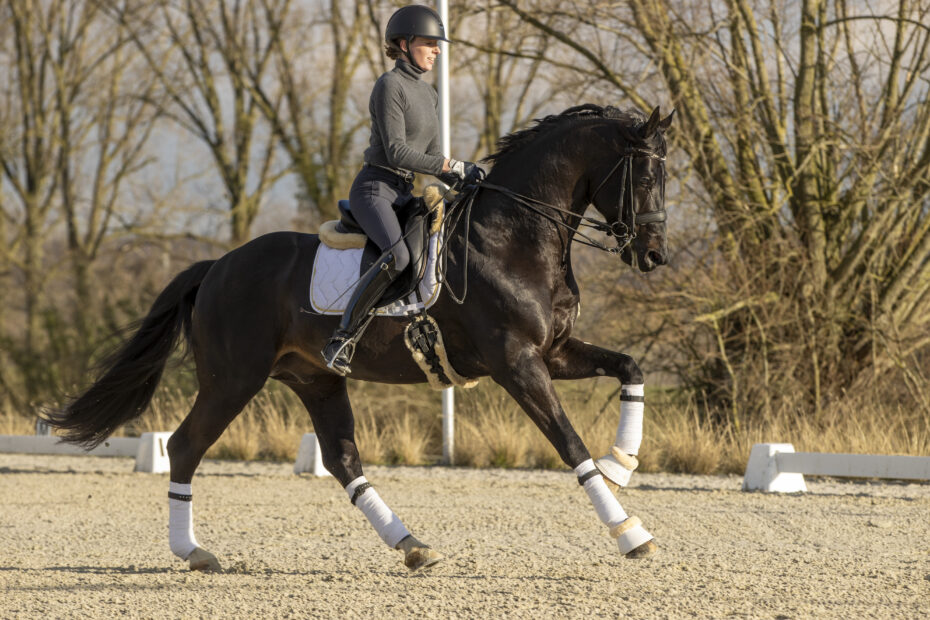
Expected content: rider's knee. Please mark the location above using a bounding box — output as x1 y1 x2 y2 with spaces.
392 245 410 273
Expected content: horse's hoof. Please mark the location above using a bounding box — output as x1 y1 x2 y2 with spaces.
396 535 443 571
188 547 222 572
404 546 443 571
625 539 658 559
611 516 655 556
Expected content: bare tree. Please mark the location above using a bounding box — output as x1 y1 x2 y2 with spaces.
55 8 161 346
451 1 567 159
0 0 161 403
1 0 67 402
242 0 382 225
500 0 930 416
110 0 283 246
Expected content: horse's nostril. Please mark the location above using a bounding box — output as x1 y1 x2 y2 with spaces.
647 250 666 266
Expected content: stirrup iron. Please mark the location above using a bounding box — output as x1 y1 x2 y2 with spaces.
323 337 355 375
322 312 376 375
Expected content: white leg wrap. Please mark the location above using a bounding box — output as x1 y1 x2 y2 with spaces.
595 383 644 486
346 477 411 549
574 459 628 528
615 383 644 454
168 482 199 560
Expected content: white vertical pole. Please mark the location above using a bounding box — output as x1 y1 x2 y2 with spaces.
437 0 454 465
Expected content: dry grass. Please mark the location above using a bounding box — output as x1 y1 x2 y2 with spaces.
0 405 34 435
3 378 928 474
127 387 313 462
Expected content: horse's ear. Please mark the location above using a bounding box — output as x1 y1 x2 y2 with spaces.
642 106 662 138
659 109 675 131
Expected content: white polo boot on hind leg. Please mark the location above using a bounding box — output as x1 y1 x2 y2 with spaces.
575 460 656 558
345 477 442 571
595 384 644 487
168 482 221 571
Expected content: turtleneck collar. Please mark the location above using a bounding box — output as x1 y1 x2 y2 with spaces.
395 58 426 80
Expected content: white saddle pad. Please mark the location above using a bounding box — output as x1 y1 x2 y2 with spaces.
310 233 442 316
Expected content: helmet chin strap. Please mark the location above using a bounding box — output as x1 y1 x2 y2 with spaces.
403 36 426 72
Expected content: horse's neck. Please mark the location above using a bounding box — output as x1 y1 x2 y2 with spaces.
471 140 591 251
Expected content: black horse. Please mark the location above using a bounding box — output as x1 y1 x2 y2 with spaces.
47 104 674 571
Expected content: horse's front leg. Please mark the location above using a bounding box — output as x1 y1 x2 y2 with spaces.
546 338 646 488
491 347 655 559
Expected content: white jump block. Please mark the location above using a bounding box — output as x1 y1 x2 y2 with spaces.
742 443 808 493
134 432 172 473
743 443 930 492
294 433 331 477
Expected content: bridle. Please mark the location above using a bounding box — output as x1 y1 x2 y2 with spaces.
588 146 668 250
438 144 668 303
471 145 667 255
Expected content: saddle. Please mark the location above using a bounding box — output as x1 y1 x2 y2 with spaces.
314 185 478 390
317 185 445 308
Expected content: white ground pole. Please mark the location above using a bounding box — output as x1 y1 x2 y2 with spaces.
742 443 930 492
0 432 171 473
437 0 454 465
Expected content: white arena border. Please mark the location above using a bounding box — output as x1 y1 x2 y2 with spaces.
1 431 333 477
0 432 172 473
743 443 930 492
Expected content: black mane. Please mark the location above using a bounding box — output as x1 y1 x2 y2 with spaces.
481 104 650 165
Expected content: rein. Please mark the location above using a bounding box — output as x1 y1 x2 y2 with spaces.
475 181 624 254
482 147 666 254
437 146 667 304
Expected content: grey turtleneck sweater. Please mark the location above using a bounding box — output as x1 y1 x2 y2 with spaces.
364 59 445 176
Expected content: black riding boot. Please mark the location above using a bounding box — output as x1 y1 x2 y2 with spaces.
322 254 400 375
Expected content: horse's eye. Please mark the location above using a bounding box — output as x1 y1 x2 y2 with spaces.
639 175 655 188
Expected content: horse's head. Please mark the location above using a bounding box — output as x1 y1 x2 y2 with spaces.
591 106 674 272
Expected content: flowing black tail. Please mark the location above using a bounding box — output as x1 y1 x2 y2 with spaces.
45 260 217 448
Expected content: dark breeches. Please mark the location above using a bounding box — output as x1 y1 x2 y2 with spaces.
348 166 414 272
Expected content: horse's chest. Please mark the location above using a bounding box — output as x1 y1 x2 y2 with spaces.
549 286 580 343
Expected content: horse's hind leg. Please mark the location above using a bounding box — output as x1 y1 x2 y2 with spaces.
285 376 442 571
166 379 265 572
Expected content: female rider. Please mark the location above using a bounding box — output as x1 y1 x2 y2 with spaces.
322 4 479 375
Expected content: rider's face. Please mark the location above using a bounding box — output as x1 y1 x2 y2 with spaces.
402 37 441 71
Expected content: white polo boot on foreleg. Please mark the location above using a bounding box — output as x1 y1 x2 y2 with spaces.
575 460 655 557
595 384 644 487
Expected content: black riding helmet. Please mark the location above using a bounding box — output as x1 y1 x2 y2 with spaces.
385 5 450 70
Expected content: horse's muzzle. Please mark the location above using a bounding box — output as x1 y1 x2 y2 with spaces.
640 248 668 272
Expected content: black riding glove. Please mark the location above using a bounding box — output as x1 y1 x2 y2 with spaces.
445 159 483 189
436 171 460 187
